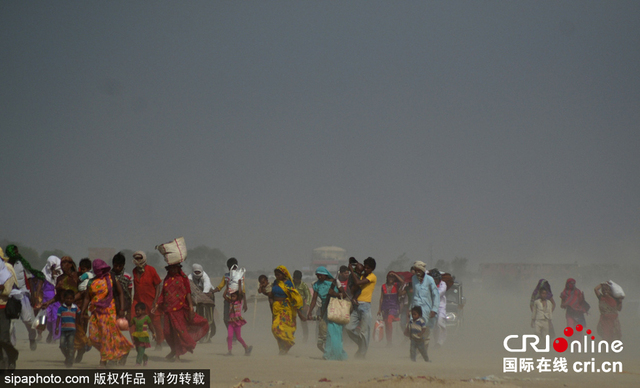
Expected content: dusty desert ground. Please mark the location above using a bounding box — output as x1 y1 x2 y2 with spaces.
10 278 640 388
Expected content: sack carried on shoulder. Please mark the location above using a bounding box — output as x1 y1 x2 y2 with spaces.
5 297 22 320
327 297 350 325
607 280 625 299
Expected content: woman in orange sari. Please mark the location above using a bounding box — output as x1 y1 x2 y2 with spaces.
81 259 133 367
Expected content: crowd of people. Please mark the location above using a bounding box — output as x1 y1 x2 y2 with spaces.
529 278 624 342
256 257 449 362
0 245 211 370
0 246 455 370
0 243 626 372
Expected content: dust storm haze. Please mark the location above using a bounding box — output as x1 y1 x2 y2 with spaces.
2 1 640 386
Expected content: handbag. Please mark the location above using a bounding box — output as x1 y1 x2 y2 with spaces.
373 316 385 342
326 297 351 325
5 297 22 319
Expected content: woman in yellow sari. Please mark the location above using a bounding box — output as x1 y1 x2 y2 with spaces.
271 266 304 355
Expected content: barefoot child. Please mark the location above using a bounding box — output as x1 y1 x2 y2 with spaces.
56 290 79 367
406 306 429 362
223 283 252 356
131 302 156 366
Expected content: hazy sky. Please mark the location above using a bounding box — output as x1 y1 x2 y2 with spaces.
2 1 639 271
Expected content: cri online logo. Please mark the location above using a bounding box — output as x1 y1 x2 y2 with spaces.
504 325 623 353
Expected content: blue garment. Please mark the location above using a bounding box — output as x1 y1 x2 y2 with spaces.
313 268 347 361
314 266 333 279
313 281 347 361
272 280 293 299
324 318 348 360
57 304 78 332
312 280 333 303
411 274 439 328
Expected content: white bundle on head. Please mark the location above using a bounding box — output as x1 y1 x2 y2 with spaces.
227 264 246 293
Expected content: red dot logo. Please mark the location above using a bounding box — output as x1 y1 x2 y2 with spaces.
591 336 595 340
576 324 583 332
586 329 592 335
564 327 574 337
553 338 568 352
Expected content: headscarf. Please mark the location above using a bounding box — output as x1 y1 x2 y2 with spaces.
191 264 204 279
275 265 293 283
133 251 147 272
560 278 589 313
165 263 187 279
313 266 335 301
274 265 302 309
530 279 553 308
43 255 62 285
315 266 334 279
413 261 427 273
189 263 213 293
57 256 79 291
92 259 113 311
60 256 77 273
5 244 46 280
92 259 111 279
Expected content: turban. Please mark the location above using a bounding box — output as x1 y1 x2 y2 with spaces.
133 251 147 272
413 261 427 273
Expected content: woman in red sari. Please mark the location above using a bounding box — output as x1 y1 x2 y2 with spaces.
594 283 622 342
152 263 208 361
560 278 589 328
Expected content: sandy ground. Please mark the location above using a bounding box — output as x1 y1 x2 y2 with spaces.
10 280 640 388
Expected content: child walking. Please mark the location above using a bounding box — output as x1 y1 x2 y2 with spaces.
56 290 79 367
131 302 156 366
531 288 553 337
223 284 253 356
406 306 429 362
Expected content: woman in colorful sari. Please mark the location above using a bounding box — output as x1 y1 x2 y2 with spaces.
54 257 92 362
81 259 132 367
40 256 63 343
152 264 209 361
595 283 622 342
307 266 348 360
271 265 303 355
560 278 589 328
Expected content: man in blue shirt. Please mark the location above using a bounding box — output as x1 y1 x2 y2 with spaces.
409 261 439 356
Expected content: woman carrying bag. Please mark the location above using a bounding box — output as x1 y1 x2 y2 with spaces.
307 266 348 361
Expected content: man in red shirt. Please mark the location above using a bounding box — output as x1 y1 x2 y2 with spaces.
131 251 164 349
